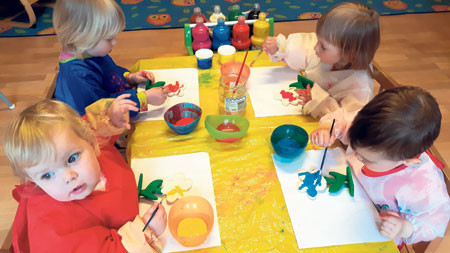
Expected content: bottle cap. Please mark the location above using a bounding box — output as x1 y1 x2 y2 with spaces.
218 17 225 24
232 4 240 11
196 16 203 24
254 3 260 11
214 5 221 14
193 7 201 14
259 12 266 20
237 15 245 23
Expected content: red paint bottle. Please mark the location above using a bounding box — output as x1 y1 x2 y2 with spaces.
192 17 211 51
231 16 251 51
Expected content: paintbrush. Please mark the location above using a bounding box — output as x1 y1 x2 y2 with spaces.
318 119 336 172
249 49 263 67
142 194 166 232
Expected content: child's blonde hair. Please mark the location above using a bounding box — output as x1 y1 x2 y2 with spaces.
3 100 97 180
316 2 380 74
53 0 125 58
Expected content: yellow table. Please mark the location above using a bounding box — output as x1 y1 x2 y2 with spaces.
128 51 397 252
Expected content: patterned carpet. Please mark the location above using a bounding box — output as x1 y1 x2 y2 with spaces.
0 0 449 37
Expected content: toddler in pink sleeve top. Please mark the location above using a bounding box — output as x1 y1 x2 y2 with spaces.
311 86 450 246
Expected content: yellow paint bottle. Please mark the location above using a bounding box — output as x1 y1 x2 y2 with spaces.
251 12 270 50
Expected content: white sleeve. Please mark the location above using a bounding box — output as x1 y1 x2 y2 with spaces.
302 84 338 119
268 33 318 71
395 164 450 244
304 71 373 119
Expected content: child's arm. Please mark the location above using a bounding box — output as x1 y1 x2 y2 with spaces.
391 164 450 244
398 195 450 244
303 72 373 119
20 210 162 252
118 203 167 252
125 70 155 86
144 86 169 106
310 108 358 147
83 94 138 147
379 211 414 240
262 33 319 71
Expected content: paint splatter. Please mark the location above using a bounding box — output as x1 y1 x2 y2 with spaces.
199 72 214 88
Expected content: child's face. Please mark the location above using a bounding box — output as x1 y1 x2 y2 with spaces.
26 125 101 202
314 37 342 66
354 146 404 172
86 35 118 57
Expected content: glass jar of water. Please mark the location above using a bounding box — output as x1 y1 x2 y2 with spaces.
218 73 247 115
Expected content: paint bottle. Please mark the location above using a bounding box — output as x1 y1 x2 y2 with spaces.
228 4 241 21
231 16 251 51
251 12 269 50
190 7 207 24
247 3 261 20
192 17 211 52
209 5 226 23
212 18 231 51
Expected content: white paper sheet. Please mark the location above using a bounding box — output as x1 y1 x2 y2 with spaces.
272 148 389 249
130 152 221 252
247 66 304 117
133 68 200 122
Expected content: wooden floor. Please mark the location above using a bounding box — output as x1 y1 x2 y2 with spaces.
0 12 449 251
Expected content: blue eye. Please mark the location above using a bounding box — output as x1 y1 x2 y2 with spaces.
41 172 55 180
68 153 80 163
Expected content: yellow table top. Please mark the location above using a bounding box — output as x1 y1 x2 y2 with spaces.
128 51 397 252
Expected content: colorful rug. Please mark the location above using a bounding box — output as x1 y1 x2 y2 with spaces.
0 0 448 37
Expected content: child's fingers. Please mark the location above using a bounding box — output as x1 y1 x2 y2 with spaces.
381 217 396 227
119 99 137 107
143 71 155 83
123 122 131 130
122 104 139 113
116 93 132 100
306 84 312 95
161 86 169 95
384 210 400 217
120 99 138 108
380 227 393 238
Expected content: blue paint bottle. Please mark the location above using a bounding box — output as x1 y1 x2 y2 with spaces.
212 18 231 51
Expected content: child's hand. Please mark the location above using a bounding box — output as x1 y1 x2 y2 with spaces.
379 211 413 239
310 121 336 147
108 94 138 129
296 84 312 105
128 71 155 85
143 202 167 237
262 37 278 55
144 87 169 106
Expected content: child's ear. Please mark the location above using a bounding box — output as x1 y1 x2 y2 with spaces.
403 157 422 167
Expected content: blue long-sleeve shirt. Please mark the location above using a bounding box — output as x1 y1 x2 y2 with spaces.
55 54 141 117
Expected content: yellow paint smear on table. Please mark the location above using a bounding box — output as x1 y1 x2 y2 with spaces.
177 218 207 237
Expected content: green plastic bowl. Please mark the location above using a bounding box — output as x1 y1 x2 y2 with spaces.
204 115 249 142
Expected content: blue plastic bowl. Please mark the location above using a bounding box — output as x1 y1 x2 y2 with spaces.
164 103 202 134
271 124 309 159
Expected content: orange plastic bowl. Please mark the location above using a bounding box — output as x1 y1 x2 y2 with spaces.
168 196 214 247
220 61 250 81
